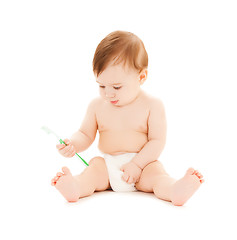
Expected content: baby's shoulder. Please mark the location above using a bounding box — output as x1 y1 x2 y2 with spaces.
143 93 165 110
87 97 104 111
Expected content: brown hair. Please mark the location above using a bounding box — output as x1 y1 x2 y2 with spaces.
93 31 148 76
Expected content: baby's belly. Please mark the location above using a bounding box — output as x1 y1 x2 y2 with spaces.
98 130 148 155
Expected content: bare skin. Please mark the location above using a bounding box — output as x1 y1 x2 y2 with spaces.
51 63 204 205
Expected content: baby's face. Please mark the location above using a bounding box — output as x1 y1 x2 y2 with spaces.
96 63 142 107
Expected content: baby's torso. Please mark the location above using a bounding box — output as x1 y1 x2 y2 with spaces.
96 94 150 155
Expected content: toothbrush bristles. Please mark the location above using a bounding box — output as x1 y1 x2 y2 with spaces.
41 126 60 139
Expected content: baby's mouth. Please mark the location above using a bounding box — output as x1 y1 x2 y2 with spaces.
110 100 119 105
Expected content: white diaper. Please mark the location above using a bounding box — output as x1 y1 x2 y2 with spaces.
103 152 137 192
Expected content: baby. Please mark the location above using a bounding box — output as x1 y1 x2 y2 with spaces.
51 31 204 206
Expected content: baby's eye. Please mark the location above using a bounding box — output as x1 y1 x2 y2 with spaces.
113 86 122 90
99 85 105 89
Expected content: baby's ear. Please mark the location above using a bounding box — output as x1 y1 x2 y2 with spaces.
139 69 148 85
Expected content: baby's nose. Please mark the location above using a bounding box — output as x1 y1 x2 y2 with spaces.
106 93 115 98
105 89 115 98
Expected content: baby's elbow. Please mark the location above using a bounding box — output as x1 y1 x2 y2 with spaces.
152 138 166 150
84 132 95 146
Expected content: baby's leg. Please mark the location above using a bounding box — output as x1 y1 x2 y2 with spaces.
135 161 204 206
51 157 110 202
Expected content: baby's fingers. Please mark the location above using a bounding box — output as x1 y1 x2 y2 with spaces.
56 138 70 150
56 143 66 150
127 176 135 184
63 138 71 145
64 146 76 158
122 172 129 182
60 145 72 155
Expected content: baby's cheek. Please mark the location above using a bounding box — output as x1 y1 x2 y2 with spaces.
99 90 104 97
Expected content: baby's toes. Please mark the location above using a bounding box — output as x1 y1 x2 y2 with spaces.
186 168 195 175
194 171 204 183
51 180 56 186
54 176 60 181
194 171 202 178
51 175 61 186
197 172 203 179
51 178 57 186
56 172 63 177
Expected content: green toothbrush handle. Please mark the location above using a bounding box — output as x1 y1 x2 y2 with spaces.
75 153 89 166
59 139 89 166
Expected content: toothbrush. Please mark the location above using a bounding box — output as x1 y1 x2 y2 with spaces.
41 126 89 166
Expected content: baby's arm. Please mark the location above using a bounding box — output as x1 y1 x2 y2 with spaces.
131 98 167 169
70 98 98 153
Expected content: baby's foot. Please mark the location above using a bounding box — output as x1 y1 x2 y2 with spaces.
171 168 204 206
51 167 81 202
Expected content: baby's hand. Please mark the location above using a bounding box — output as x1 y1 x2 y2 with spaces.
56 139 76 158
120 162 142 184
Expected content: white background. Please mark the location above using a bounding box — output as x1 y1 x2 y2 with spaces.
1 0 236 239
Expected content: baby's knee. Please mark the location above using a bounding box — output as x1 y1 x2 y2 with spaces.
89 156 108 176
89 156 110 191
89 156 106 167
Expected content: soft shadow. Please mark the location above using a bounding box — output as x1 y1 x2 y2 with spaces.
65 189 177 207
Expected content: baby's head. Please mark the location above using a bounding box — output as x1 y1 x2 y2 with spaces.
93 31 148 77
93 31 148 107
